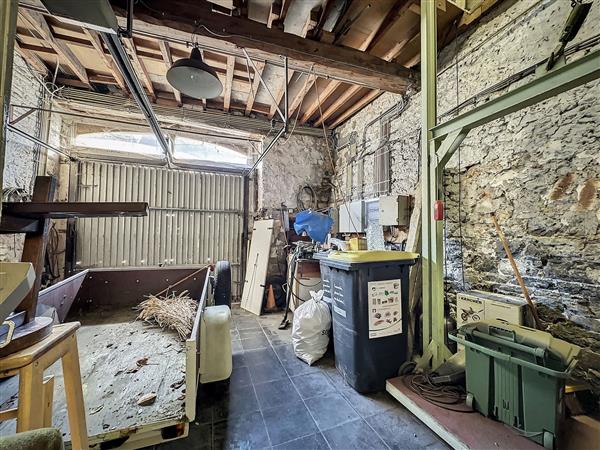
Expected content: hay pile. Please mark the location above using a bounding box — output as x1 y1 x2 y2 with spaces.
136 290 197 340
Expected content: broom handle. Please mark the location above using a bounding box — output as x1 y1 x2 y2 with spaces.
153 266 209 297
490 213 542 330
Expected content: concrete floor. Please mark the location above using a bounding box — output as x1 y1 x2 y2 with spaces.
152 307 447 450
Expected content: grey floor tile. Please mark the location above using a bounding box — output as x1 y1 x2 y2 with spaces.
214 411 270 450
242 334 270 350
290 372 334 399
236 319 262 331
245 348 280 367
249 360 288 384
305 392 360 431
273 433 330 450
239 328 265 339
254 378 301 410
232 340 244 354
365 408 441 449
339 388 398 418
322 419 387 450
213 383 261 421
159 422 211 450
262 401 319 446
230 366 252 388
319 366 351 391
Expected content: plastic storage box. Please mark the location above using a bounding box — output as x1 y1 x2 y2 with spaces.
449 320 580 449
317 251 418 393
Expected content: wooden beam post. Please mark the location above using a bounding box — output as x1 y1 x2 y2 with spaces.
83 29 127 94
223 55 235 112
17 176 56 322
123 38 156 102
245 61 265 115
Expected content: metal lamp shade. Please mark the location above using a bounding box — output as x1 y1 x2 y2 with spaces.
167 47 223 99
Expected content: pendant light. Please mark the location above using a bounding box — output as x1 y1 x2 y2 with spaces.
167 46 222 99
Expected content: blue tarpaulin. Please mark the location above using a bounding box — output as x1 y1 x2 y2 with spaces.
294 210 333 243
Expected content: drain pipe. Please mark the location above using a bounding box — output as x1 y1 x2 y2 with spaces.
101 32 173 167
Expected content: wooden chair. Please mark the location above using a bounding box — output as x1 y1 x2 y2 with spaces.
0 322 88 450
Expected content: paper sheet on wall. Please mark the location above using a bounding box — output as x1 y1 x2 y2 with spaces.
367 279 402 339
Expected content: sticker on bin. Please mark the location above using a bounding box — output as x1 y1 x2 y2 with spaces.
367 279 402 339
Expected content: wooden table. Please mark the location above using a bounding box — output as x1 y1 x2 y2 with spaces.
0 322 89 450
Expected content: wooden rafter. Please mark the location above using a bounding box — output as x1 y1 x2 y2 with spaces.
123 38 156 102
14 40 47 75
82 29 127 94
117 0 416 94
329 89 382 128
158 40 182 106
288 73 316 117
223 55 235 111
245 61 265 115
19 9 89 86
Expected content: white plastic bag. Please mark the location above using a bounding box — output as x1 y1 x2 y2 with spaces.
292 290 331 365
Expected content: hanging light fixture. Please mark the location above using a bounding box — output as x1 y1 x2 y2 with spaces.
167 46 222 99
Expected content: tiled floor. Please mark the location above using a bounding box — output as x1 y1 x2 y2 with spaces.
153 307 447 450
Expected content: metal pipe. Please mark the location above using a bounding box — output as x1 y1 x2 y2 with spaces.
242 48 286 122
101 32 173 167
284 55 289 132
7 124 75 160
245 126 286 175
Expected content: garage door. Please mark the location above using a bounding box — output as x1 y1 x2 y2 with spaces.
74 160 245 299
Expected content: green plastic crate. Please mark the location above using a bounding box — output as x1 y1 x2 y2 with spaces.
449 320 580 449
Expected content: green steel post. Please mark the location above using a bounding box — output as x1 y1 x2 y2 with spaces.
420 0 438 364
0 0 18 196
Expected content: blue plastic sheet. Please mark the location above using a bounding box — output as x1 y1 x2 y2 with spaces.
294 210 333 243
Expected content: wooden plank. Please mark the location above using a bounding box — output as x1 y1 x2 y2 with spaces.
19 10 89 86
386 377 541 450
62 334 90 450
13 40 47 75
288 73 316 116
17 176 56 322
123 0 416 94
3 201 149 219
268 66 292 120
240 219 274 316
82 29 127 94
328 89 383 128
0 215 40 234
245 61 265 115
158 40 182 106
223 55 235 112
123 38 156 102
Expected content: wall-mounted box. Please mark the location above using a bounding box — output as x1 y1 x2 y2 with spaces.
379 195 411 226
339 200 365 233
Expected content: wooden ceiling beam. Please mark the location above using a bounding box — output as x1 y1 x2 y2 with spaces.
245 61 265 115
112 0 416 94
288 73 316 117
158 40 183 106
82 29 128 94
123 38 156 102
19 9 90 86
328 89 383 128
14 40 47 75
223 55 235 111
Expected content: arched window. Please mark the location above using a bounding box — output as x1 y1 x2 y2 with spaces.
173 136 249 167
74 131 162 156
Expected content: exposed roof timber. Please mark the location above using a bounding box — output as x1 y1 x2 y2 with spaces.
19 9 90 86
301 80 341 123
82 28 128 93
123 37 156 102
111 0 416 94
288 73 316 116
14 39 47 75
158 40 182 106
245 61 265 115
223 55 235 112
328 88 382 128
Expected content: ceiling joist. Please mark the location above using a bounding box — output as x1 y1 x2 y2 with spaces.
83 28 128 94
158 40 182 106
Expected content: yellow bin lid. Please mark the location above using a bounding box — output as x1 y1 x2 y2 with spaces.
328 250 419 263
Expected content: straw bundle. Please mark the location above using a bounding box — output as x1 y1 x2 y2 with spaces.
136 290 197 340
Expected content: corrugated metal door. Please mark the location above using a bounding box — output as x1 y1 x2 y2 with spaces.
74 160 244 298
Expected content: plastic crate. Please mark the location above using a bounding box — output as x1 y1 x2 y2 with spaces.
449 320 581 449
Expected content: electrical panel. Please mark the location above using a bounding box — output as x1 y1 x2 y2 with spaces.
379 195 411 226
339 200 365 233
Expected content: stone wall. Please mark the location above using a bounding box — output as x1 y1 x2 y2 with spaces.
334 0 600 331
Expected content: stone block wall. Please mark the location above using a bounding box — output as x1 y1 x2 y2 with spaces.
334 0 600 330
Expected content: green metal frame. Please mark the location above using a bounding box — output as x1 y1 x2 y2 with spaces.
420 0 600 369
0 0 18 196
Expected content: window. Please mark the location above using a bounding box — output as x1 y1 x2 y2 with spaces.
173 136 249 167
74 131 163 157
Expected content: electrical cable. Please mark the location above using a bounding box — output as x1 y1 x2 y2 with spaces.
403 374 475 413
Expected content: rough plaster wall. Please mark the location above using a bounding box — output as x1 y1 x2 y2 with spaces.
334 0 600 330
259 133 330 210
0 53 44 261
